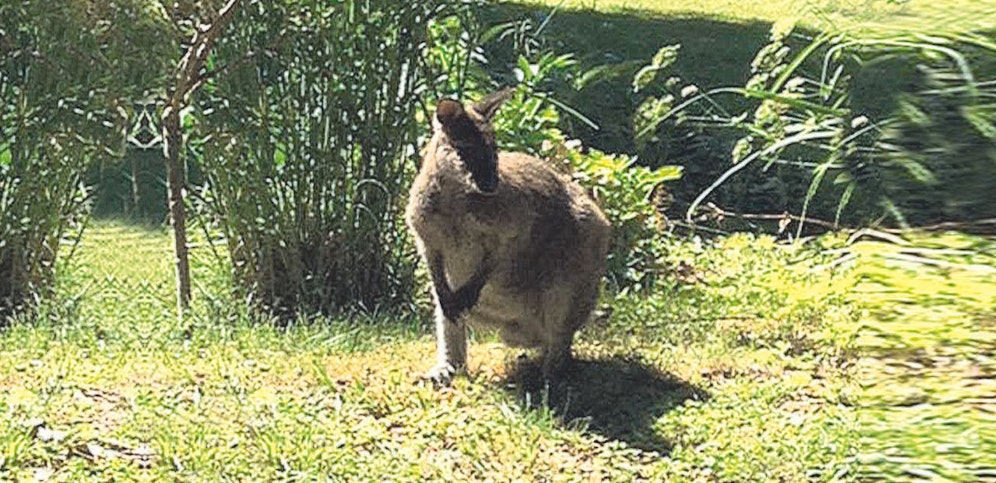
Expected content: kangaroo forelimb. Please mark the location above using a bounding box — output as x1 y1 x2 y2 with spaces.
430 254 490 321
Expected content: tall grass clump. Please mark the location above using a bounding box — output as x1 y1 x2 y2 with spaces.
192 0 465 315
0 1 139 320
870 32 996 225
636 24 995 230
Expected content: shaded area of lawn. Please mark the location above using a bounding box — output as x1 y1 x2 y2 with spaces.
505 355 709 453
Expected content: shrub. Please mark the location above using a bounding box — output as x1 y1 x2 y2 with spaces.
192 0 462 315
423 11 684 295
870 33 996 225
492 82 682 293
0 1 139 320
635 24 996 230
564 146 681 293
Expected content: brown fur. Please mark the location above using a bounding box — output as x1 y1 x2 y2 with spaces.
405 89 611 385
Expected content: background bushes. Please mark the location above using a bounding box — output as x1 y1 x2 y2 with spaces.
4 0 991 321
191 0 462 315
477 5 995 230
0 1 147 319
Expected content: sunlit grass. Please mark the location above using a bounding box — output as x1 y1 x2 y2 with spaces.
509 0 996 35
0 220 865 481
2 219 991 480
846 230 996 481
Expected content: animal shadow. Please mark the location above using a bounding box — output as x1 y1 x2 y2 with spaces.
500 355 708 453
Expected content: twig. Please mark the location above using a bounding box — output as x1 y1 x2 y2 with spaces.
669 220 731 236
62 215 90 264
173 0 242 105
189 29 288 95
699 202 842 231
847 228 910 246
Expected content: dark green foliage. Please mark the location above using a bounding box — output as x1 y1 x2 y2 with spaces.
0 1 152 319
446 37 685 293
479 4 995 228
497 83 683 293
872 35 996 225
495 84 684 293
192 0 460 315
86 147 170 223
567 147 681 293
422 7 493 100
477 4 770 157
635 26 996 229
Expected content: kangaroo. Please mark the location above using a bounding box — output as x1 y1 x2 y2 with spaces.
405 88 611 386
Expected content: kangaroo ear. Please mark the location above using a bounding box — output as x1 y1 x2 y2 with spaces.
470 87 515 122
435 98 479 142
435 98 466 126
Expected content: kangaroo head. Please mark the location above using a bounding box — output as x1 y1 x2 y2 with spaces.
433 88 514 193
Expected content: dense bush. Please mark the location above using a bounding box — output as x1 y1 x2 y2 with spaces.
422 15 684 294
557 144 681 293
192 0 463 315
870 34 996 225
426 12 687 293
0 1 150 319
633 25 996 229
489 82 682 293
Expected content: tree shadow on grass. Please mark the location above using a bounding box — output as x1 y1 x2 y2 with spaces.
499 355 708 453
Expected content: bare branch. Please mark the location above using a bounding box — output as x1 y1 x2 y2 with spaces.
172 0 242 106
188 31 288 95
700 202 842 231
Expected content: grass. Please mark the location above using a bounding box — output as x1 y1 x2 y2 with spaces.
508 0 996 34
2 0 991 479
848 230 996 480
0 219 863 481
2 219 993 480
1 2 991 479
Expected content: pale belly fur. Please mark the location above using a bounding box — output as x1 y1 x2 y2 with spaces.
463 283 545 348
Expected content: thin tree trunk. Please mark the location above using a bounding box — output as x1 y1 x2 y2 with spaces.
162 0 242 318
163 106 191 311
131 154 140 216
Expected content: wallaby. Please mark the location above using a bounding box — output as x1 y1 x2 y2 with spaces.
405 88 611 385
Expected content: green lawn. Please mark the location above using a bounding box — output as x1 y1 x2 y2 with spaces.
0 219 862 481
2 219 992 480
0 1 991 480
850 230 996 480
1 0 991 480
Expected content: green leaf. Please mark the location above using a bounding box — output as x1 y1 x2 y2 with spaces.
962 105 996 140
652 45 681 69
